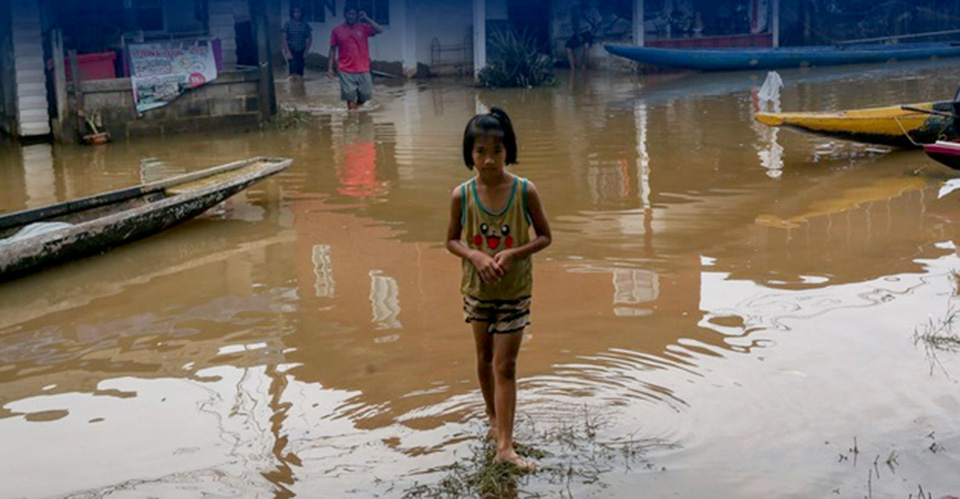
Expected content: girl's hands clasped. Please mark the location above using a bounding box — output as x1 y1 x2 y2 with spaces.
470 251 505 283
493 248 517 272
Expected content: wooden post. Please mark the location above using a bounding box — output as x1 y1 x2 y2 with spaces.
634 0 644 47
252 0 276 120
68 50 85 140
772 0 780 47
50 29 69 141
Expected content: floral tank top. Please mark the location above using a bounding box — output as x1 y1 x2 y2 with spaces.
460 176 533 301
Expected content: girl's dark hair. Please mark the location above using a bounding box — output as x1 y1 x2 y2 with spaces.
462 107 518 169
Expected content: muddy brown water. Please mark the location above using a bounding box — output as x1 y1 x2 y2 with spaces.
3 60 960 497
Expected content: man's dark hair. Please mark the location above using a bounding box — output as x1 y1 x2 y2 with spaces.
462 107 518 169
344 1 359 13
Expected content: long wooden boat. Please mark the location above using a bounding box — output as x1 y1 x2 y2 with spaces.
754 101 959 148
604 42 960 72
924 140 960 169
0 157 291 282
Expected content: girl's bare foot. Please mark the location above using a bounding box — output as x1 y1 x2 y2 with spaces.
494 449 537 472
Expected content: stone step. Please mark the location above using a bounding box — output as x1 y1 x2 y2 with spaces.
18 95 48 109
19 122 52 137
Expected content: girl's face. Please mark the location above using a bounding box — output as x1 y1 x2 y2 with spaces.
472 134 506 173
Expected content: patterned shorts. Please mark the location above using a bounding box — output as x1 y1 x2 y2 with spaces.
463 296 532 334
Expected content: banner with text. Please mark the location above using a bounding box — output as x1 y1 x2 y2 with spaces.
129 40 218 113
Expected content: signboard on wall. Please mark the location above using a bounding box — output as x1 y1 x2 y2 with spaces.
129 39 218 113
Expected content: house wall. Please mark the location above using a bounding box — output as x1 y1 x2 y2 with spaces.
0 0 16 135
210 0 239 67
69 69 262 141
275 0 493 75
411 0 474 74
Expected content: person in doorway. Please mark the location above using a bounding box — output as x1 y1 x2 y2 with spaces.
565 1 602 70
282 7 312 81
327 3 383 111
446 108 552 471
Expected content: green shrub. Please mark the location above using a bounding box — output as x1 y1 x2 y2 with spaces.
478 29 555 88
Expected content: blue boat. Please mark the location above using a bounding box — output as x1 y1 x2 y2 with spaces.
604 42 960 71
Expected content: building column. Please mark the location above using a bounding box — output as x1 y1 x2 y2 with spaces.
395 0 417 77
772 0 780 47
251 0 276 119
633 0 644 47
473 0 486 76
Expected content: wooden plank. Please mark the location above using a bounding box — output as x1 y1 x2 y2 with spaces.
68 50 83 116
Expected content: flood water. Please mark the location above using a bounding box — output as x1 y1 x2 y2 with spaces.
3 60 960 498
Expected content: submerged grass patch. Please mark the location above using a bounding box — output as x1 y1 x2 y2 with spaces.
402 406 671 498
267 106 316 130
914 307 960 351
913 299 960 376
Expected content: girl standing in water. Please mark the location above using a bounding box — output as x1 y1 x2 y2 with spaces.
446 108 552 470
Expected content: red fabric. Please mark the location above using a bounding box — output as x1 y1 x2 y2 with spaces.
330 23 376 73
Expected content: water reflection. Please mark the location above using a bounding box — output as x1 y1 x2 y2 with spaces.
3 61 960 496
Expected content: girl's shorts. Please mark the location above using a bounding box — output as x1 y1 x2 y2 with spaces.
463 296 532 334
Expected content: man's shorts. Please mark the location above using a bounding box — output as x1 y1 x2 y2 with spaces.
463 296 532 334
339 71 373 104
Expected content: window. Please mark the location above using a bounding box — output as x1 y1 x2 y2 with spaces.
358 0 390 25
291 0 333 23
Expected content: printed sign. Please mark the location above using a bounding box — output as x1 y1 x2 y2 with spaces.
129 39 218 113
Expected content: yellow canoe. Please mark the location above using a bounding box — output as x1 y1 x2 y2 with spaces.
755 101 958 148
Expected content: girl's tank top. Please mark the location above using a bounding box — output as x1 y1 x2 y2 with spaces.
460 176 533 301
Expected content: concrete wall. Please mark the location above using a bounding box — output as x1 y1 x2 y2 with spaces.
411 0 474 74
70 70 262 141
275 0 481 75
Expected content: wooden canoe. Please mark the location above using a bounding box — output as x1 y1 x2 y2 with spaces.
754 101 959 148
604 42 960 72
924 140 960 169
0 156 291 282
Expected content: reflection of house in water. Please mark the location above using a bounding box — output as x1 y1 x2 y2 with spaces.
312 244 336 297
613 268 658 316
369 269 402 330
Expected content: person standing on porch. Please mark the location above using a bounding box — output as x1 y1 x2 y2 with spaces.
327 3 383 111
282 7 312 82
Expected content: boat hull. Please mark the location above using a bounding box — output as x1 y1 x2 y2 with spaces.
0 158 290 282
754 101 958 148
924 141 960 169
604 42 960 71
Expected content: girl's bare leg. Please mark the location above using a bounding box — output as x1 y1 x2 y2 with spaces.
582 43 591 70
471 321 497 438
566 47 576 71
493 329 536 470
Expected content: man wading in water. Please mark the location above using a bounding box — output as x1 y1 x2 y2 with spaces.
327 2 383 111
